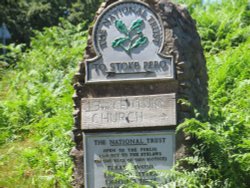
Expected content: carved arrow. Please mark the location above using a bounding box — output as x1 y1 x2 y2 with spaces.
106 71 155 78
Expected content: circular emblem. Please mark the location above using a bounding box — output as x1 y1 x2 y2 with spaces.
93 1 164 55
86 1 173 83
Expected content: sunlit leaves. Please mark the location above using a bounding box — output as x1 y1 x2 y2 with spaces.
0 19 86 186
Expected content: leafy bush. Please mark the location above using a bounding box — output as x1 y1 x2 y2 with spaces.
0 0 249 187
0 19 87 187
0 0 102 44
111 0 250 187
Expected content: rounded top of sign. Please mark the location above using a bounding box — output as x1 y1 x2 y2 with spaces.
93 0 164 56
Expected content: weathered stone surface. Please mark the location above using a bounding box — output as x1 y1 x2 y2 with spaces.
72 0 208 187
70 147 84 187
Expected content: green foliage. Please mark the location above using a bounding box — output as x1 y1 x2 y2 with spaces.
67 0 103 25
0 0 249 187
0 43 25 68
192 0 249 53
177 119 249 187
0 0 102 44
174 0 250 53
0 19 86 187
105 163 153 188
107 162 218 188
116 0 250 187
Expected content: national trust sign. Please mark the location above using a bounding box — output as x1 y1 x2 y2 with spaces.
86 1 174 83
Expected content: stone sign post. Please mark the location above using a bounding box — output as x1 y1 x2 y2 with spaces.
71 0 208 188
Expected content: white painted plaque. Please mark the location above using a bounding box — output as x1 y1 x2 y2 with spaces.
84 131 175 188
86 1 174 83
81 94 176 130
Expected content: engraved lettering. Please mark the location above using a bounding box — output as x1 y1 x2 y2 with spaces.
94 140 106 145
98 30 107 50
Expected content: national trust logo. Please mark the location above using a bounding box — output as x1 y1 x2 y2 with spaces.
112 19 148 54
93 0 163 55
86 0 174 83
